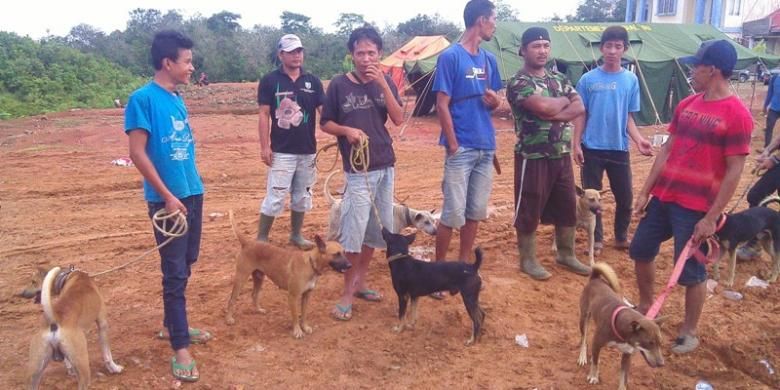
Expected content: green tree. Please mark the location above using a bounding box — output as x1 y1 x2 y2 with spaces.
495 0 519 22
334 13 367 37
207 11 242 34
396 14 461 41
280 11 315 35
567 0 627 22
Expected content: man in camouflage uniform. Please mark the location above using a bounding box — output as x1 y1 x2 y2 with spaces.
506 27 590 280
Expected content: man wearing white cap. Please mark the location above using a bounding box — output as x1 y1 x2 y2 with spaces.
256 34 326 249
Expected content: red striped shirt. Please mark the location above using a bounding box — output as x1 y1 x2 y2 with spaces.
651 93 753 212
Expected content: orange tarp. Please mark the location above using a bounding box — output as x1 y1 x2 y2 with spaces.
381 35 450 93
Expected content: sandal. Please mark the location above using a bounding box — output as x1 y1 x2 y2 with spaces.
354 289 382 302
671 335 699 354
171 356 199 382
331 303 352 321
157 328 212 344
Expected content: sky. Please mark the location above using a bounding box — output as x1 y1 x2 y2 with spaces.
0 0 582 39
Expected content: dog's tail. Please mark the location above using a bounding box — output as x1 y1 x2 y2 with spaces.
228 210 252 248
473 247 483 270
41 266 60 326
590 262 621 295
323 169 341 205
759 194 780 208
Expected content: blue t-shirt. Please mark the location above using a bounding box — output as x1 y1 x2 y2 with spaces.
576 67 640 152
432 44 502 150
765 74 780 112
124 81 204 202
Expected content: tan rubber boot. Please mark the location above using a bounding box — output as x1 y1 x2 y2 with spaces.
518 231 551 280
554 226 591 276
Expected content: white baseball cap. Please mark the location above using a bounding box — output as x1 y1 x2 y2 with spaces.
278 34 303 52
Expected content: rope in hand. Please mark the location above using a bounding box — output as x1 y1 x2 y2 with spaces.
350 135 385 231
90 209 188 277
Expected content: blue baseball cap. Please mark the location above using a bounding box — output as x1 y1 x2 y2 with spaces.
680 39 738 73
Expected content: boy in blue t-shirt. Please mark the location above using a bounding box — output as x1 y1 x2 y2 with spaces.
124 30 207 382
573 26 653 255
431 0 502 284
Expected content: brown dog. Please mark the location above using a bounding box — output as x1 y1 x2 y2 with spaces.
577 263 664 390
552 186 602 265
27 266 123 389
225 211 351 338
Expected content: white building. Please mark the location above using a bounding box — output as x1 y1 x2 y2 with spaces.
625 0 779 39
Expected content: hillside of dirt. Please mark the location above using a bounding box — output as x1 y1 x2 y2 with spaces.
0 81 777 389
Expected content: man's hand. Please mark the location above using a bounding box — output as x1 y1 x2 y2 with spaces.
633 192 649 218
164 194 187 215
482 89 500 110
261 146 273 167
692 216 717 244
573 145 585 166
763 106 768 116
447 140 460 156
345 127 367 145
636 137 654 156
365 63 385 86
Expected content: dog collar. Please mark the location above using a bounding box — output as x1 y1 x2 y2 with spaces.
307 255 322 276
387 253 408 262
715 214 727 233
611 305 630 342
53 265 77 295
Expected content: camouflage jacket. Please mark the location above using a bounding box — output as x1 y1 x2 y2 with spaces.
506 69 577 159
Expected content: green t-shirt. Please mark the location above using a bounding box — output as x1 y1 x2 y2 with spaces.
506 69 576 159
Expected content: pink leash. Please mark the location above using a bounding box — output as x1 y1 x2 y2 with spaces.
644 215 726 320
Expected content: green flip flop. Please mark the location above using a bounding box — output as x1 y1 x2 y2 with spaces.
157 327 212 344
171 356 199 382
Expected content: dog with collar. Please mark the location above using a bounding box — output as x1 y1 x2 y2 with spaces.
323 170 438 239
712 204 780 287
381 228 485 345
225 211 351 338
26 266 123 389
577 262 664 389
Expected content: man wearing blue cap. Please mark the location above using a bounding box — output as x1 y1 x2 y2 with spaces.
630 39 753 354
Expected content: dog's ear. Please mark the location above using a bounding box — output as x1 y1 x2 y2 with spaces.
575 186 584 196
404 233 416 245
381 227 391 240
631 320 642 333
430 208 437 214
314 235 327 252
600 189 611 195
653 315 668 327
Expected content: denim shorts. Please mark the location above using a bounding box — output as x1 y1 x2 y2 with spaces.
260 153 316 216
629 197 708 286
339 167 394 253
439 146 495 229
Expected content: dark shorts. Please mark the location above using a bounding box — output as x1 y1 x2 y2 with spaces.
629 197 708 286
514 155 576 233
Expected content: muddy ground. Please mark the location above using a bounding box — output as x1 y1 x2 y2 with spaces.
0 81 778 389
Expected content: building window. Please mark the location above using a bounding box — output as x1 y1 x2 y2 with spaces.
657 0 677 16
729 0 742 16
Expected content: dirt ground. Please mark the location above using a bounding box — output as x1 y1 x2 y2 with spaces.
1 81 778 389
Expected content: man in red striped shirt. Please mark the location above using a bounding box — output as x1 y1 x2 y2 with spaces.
629 40 753 354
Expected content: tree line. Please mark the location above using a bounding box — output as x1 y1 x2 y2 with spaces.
0 0 625 118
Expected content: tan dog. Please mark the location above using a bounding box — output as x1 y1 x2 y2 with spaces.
225 211 351 338
27 266 123 389
578 263 664 390
552 186 602 265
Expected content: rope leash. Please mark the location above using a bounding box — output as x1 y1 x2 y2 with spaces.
90 209 188 277
314 141 340 173
350 136 386 232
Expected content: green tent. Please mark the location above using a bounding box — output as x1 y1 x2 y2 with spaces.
405 22 780 125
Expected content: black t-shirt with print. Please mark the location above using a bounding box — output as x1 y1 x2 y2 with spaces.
320 74 401 173
257 68 325 154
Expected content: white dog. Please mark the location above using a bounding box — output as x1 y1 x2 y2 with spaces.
323 170 438 240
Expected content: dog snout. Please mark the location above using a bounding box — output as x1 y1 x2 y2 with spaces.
329 259 352 273
590 206 602 215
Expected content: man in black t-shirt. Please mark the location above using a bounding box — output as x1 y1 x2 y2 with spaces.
321 27 403 320
257 34 325 249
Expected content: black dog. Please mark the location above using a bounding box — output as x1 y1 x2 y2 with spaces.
714 206 780 286
381 228 485 345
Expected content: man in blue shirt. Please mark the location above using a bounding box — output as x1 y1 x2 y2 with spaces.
574 26 652 255
125 30 208 382
763 71 780 147
432 0 502 287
